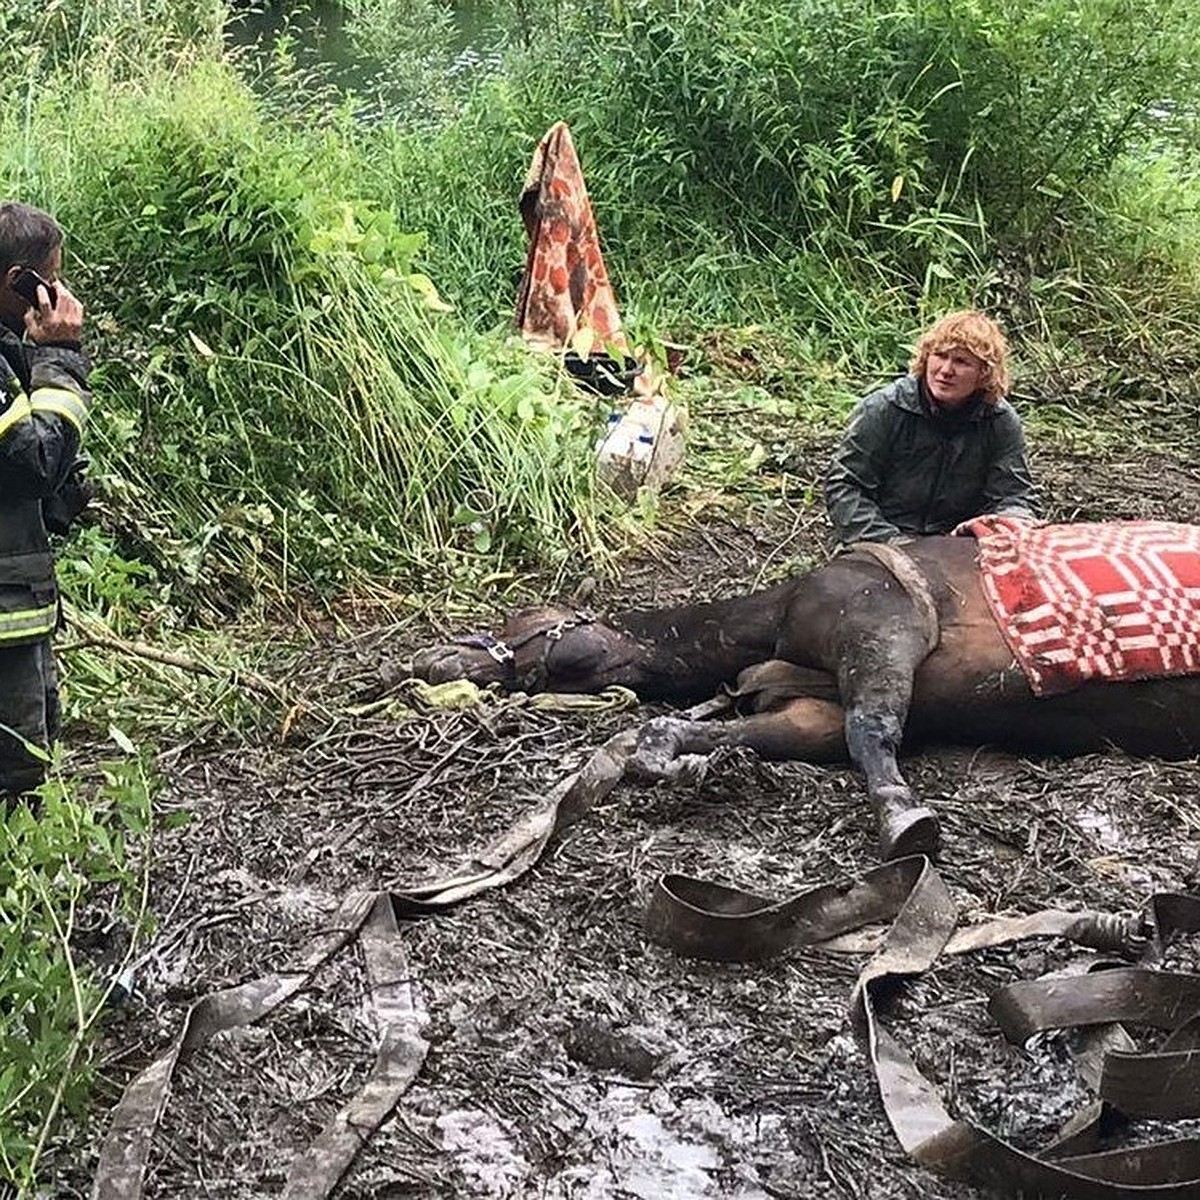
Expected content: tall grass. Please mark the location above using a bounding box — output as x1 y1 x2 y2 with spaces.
0 756 155 1192
2 51 629 613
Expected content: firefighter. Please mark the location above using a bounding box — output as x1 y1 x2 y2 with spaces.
0 201 91 801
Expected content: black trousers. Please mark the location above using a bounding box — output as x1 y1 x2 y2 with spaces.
0 638 60 798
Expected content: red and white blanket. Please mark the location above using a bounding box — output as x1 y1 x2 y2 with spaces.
956 516 1200 696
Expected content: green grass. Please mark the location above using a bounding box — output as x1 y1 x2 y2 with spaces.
3 53 638 615
0 755 155 1191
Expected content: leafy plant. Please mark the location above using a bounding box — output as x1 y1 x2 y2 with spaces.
0 749 156 1191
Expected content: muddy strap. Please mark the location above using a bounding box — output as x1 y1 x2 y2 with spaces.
92 891 381 1200
281 894 429 1200
647 862 1200 1197
845 541 940 655
392 728 637 910
91 728 641 1200
96 718 1200 1199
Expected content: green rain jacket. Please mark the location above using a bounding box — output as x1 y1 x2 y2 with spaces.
824 374 1037 545
0 325 90 644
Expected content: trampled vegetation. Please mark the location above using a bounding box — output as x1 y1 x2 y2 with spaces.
2 0 1200 1189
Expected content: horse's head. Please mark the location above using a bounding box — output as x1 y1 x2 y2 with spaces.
411 604 646 693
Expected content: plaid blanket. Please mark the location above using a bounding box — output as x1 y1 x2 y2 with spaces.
956 516 1200 695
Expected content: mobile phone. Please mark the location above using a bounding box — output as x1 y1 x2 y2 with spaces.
11 267 58 309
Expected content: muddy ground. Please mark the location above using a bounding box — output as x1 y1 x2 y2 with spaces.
49 416 1200 1199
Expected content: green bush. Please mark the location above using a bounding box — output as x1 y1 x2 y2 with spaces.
4 0 1200 614
370 0 1200 379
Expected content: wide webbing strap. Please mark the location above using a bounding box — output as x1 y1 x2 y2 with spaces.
89 728 640 1200
648 865 1200 1196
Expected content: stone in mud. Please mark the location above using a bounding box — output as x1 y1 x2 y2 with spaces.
563 1018 663 1079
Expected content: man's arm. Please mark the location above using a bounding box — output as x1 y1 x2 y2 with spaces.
981 406 1037 519
824 396 905 543
0 281 90 499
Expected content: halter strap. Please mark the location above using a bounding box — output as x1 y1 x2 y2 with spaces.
454 611 596 690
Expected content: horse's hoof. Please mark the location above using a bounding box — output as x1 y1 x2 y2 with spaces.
878 805 940 861
626 717 688 781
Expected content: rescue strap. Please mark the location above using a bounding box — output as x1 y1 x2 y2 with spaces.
649 865 1200 1197
845 540 940 655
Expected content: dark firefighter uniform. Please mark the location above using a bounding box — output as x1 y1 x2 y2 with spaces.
0 323 89 796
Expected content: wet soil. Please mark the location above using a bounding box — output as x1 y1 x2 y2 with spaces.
48 415 1200 1200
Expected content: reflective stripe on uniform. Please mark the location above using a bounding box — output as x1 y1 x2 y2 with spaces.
0 393 32 439
0 603 57 641
30 386 87 432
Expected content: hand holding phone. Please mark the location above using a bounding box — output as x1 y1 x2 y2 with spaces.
12 267 58 309
18 271 82 347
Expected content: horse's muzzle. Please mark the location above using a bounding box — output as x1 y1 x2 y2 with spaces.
411 643 507 687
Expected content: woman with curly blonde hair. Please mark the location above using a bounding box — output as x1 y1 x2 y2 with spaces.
824 309 1036 544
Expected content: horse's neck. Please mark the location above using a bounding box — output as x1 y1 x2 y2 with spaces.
611 581 800 698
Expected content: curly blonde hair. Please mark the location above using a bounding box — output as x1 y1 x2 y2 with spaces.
909 309 1010 404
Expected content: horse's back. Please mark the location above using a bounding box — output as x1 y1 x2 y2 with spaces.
898 536 1200 756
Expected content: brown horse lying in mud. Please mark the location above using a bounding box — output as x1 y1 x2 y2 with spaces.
413 528 1200 861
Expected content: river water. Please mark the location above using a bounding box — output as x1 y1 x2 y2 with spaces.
224 0 507 117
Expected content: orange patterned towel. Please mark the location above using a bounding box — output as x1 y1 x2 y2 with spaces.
514 121 685 497
956 516 1200 696
515 121 630 359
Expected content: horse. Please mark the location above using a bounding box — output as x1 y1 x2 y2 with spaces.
412 524 1200 860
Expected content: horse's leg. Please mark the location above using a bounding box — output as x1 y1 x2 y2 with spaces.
629 698 847 780
834 613 938 861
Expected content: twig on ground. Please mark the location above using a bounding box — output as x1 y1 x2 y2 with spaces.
61 610 295 710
